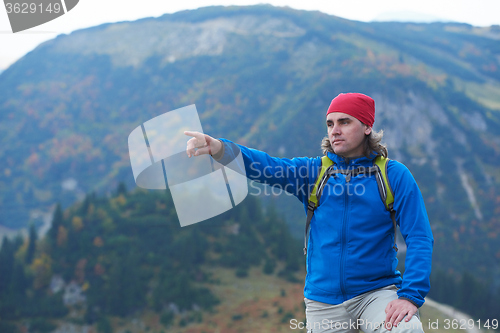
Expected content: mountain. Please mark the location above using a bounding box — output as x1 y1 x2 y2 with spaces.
0 5 500 285
372 11 452 24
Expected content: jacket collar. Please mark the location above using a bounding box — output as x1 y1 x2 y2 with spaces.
326 151 377 168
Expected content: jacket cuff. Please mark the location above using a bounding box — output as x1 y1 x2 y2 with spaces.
398 296 422 308
211 139 225 161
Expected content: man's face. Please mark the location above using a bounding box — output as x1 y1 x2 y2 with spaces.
326 112 372 158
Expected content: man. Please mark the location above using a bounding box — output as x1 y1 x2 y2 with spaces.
185 93 433 333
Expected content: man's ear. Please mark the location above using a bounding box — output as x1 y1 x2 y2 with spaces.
364 126 372 135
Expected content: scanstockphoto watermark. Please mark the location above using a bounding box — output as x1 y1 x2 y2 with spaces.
248 161 376 181
289 318 423 331
247 161 368 198
248 178 367 198
3 0 79 33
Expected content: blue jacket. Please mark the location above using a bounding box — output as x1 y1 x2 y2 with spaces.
217 139 433 307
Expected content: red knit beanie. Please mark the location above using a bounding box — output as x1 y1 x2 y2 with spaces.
326 93 375 128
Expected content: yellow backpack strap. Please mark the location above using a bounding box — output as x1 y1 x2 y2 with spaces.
304 156 334 255
374 155 398 251
374 156 394 210
309 156 334 207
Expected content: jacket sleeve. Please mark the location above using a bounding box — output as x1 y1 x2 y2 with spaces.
215 138 319 203
388 160 434 308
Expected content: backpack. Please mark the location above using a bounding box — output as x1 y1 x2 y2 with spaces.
303 155 397 255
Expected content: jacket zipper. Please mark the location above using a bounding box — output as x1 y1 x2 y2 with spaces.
340 171 350 301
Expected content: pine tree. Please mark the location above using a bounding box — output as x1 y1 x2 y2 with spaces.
116 182 127 196
0 237 14 297
10 262 28 296
25 224 38 264
49 204 63 245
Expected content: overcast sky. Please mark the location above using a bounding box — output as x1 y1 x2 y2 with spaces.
1 0 500 70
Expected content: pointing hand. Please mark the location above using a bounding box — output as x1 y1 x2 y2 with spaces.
184 131 222 158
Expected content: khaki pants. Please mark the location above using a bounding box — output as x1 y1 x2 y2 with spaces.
305 285 424 333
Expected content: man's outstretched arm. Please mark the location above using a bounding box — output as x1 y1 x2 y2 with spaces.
184 131 319 202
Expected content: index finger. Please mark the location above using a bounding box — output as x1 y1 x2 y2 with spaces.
184 131 205 140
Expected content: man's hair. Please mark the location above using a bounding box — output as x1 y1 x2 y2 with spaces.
321 129 388 158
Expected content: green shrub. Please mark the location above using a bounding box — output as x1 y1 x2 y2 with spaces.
281 311 295 323
96 317 112 333
235 267 248 278
263 258 276 275
29 318 56 333
160 311 174 327
232 314 243 321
